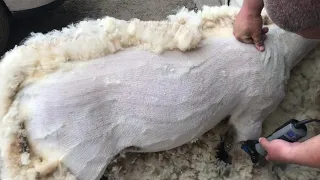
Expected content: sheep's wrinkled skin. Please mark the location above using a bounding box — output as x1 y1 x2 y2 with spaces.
0 5 318 180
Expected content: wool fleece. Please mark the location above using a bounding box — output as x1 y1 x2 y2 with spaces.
0 5 318 180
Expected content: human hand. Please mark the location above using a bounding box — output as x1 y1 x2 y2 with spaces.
259 137 300 163
233 8 269 52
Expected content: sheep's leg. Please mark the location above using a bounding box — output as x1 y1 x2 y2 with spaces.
230 110 264 143
223 108 272 178
215 109 264 162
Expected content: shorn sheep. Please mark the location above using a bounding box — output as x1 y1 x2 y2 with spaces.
0 5 318 180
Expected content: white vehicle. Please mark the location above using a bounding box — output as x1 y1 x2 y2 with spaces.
0 0 65 54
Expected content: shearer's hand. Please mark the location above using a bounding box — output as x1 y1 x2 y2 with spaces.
259 135 320 168
233 1 268 52
259 137 300 163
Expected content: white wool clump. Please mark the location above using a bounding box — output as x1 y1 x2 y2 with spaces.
200 5 239 20
0 5 257 180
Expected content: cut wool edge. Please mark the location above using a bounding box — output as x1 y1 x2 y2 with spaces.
0 4 314 180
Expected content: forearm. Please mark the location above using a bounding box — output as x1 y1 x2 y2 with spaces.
241 0 264 16
289 135 320 168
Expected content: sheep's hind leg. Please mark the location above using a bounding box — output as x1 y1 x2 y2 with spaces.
226 109 271 178
214 110 266 177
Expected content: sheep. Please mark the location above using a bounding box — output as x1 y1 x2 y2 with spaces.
0 5 318 180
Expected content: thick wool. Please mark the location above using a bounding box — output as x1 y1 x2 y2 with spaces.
0 5 317 180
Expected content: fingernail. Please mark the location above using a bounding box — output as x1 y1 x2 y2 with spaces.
259 46 264 51
265 156 270 161
259 138 262 142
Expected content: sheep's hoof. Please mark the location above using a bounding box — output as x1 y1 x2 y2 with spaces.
215 126 234 165
215 138 233 165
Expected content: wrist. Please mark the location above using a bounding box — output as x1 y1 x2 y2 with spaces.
241 0 264 16
289 135 320 168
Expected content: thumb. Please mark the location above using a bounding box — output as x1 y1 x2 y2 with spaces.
252 34 265 52
259 137 271 151
259 137 271 160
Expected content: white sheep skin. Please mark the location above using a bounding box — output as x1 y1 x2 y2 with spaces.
0 5 318 180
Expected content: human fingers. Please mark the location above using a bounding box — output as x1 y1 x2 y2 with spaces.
240 36 254 44
237 31 267 47
261 27 268 42
259 137 271 151
252 33 265 52
259 138 297 162
258 137 273 160
233 27 252 44
262 27 269 35
261 138 280 161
